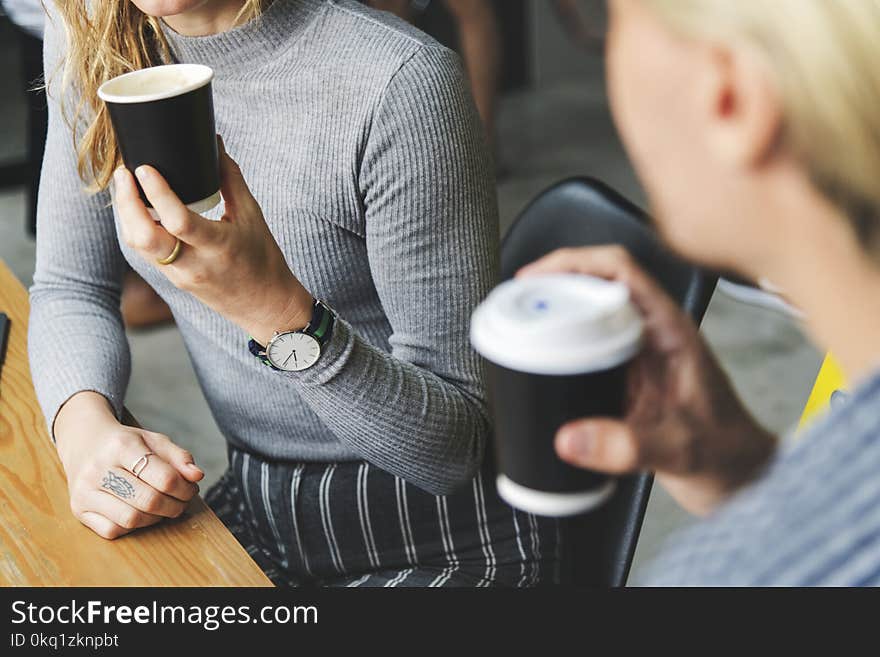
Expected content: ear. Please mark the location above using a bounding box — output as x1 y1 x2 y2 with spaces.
700 44 783 169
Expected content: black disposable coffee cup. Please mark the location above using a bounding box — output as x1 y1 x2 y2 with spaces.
98 64 221 215
471 274 643 517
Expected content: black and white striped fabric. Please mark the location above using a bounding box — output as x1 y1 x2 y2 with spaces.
206 446 560 587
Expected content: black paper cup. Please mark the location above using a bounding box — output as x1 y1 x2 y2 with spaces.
98 63 221 215
471 274 643 517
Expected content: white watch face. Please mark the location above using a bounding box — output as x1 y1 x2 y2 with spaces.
266 332 321 372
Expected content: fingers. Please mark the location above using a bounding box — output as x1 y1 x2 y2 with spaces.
66 426 202 540
141 432 205 483
117 434 200 501
517 245 673 314
555 416 693 475
517 245 695 350
98 466 188 518
80 490 164 532
78 511 129 541
134 165 221 247
114 167 179 261
555 418 640 474
217 136 258 216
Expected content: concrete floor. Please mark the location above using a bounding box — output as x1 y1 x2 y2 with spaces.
0 6 822 582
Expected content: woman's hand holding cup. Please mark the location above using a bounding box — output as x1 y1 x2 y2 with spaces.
517 246 778 516
113 137 314 347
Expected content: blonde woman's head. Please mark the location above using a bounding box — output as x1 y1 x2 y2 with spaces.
55 0 262 192
606 0 880 275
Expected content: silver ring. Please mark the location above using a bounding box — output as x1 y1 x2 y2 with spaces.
130 452 154 479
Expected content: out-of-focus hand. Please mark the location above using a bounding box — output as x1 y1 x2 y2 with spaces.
518 246 777 516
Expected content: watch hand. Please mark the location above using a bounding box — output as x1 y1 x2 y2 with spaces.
292 350 298 364
282 352 294 366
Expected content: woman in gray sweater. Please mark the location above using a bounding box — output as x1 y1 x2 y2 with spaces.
31 0 557 586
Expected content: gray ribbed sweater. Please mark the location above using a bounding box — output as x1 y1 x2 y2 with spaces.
29 0 499 494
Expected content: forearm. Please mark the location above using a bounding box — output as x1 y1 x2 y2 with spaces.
274 44 497 494
660 423 779 517
28 292 131 441
671 349 780 516
291 318 490 495
31 2 132 441
445 0 500 136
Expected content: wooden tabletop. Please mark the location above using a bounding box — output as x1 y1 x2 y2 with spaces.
0 260 272 586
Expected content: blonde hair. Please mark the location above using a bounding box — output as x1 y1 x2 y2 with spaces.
55 1 262 192
643 0 880 252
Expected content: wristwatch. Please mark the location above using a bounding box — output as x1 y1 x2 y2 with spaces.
248 298 335 372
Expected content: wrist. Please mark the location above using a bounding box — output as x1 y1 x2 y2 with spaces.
54 391 120 454
665 425 777 517
248 280 313 347
715 424 778 492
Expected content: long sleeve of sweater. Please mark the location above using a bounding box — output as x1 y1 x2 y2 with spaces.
290 46 500 495
28 9 131 437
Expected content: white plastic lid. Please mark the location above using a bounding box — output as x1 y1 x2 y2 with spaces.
470 274 643 375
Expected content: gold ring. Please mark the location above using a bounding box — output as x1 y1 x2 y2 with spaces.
130 452 154 479
156 239 182 265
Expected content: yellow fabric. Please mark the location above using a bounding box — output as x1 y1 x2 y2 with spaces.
799 354 847 429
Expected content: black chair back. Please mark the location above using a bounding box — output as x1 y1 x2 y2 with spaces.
500 177 716 587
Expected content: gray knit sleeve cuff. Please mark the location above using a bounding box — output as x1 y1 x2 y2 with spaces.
31 329 129 443
43 384 126 444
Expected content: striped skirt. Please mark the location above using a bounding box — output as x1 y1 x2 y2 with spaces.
206 445 560 587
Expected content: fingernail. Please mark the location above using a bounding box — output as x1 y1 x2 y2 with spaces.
113 167 126 184
557 425 592 458
188 462 204 473
135 166 149 181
